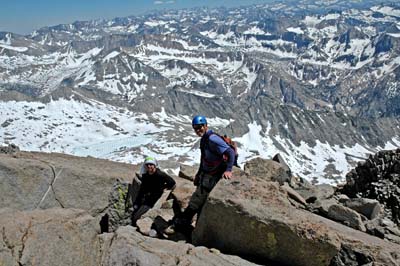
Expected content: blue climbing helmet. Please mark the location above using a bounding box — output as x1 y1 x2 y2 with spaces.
192 115 207 126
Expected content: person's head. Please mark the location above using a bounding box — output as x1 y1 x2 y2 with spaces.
192 115 208 137
144 156 157 175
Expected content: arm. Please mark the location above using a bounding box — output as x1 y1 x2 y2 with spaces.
161 171 176 190
133 187 144 209
209 134 235 178
166 176 176 190
223 147 235 172
195 135 206 183
133 174 147 207
222 147 235 179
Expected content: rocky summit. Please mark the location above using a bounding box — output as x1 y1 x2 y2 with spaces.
0 0 399 184
1 147 400 266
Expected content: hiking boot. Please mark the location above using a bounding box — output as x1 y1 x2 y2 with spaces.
165 220 194 235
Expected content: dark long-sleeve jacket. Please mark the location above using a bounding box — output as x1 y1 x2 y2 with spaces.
200 130 235 174
134 169 176 207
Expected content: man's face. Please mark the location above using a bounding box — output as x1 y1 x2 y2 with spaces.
192 124 207 137
145 163 156 175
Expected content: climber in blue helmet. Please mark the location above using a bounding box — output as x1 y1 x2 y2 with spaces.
192 115 207 127
165 115 235 235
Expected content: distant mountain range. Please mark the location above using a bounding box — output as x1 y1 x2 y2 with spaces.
1 0 399 184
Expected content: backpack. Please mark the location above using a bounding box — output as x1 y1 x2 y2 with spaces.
201 132 239 168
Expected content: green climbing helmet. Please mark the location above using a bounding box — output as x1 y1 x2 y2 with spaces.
144 156 157 166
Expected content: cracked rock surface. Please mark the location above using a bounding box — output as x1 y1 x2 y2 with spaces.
0 151 136 216
0 208 101 266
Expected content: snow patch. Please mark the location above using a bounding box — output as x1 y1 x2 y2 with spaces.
243 27 269 35
103 51 120 62
0 44 28 52
371 6 400 18
287 27 304 34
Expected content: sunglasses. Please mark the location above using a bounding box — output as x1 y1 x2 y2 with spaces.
192 125 204 130
145 163 155 167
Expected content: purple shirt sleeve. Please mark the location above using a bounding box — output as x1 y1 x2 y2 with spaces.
208 134 235 172
223 146 235 172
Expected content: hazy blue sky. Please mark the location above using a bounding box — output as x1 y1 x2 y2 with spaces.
0 0 271 35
